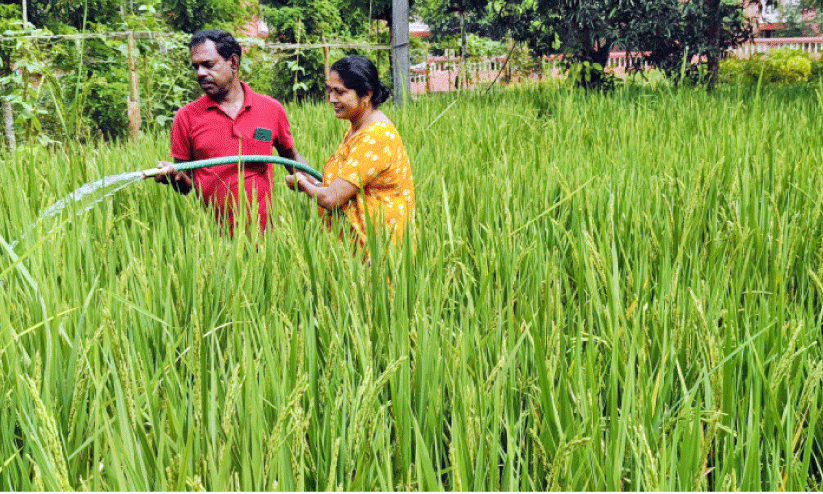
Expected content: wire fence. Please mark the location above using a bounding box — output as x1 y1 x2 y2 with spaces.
409 36 823 94
0 30 392 149
3 30 823 149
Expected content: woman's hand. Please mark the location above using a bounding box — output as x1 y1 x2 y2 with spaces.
285 171 319 192
287 172 359 211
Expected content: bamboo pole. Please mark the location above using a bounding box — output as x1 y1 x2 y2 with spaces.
0 32 390 53
3 101 15 152
322 35 331 79
127 31 141 143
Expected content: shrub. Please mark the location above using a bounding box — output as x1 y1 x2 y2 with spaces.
720 48 813 84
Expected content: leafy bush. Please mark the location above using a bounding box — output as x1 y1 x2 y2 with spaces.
161 0 252 33
136 34 201 130
720 48 813 85
430 33 507 59
809 57 823 84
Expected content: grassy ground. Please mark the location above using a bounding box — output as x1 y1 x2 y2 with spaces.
1 83 823 490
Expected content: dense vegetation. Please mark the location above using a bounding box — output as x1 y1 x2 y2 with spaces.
3 0 820 148
1 83 822 490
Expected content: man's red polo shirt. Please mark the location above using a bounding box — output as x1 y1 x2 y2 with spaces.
171 82 294 231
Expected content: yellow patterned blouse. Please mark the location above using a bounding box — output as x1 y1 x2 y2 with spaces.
321 120 415 244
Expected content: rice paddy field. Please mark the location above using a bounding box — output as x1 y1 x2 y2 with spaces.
1 83 823 490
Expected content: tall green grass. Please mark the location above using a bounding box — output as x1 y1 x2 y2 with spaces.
1 83 822 490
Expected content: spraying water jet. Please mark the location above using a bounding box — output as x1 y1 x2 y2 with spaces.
9 155 322 250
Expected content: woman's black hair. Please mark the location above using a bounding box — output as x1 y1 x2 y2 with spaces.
330 55 390 108
189 29 242 63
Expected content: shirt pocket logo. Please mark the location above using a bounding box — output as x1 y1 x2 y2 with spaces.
253 127 273 142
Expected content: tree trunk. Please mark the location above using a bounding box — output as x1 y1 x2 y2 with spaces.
127 31 141 143
705 0 722 91
578 39 612 89
3 100 16 153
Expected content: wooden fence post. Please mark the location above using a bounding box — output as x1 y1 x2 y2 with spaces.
3 100 15 152
322 36 330 79
127 31 141 143
426 57 431 93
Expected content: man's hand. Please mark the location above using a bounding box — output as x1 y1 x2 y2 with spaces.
285 171 319 191
152 161 194 195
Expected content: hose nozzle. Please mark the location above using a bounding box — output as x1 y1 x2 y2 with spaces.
142 166 172 179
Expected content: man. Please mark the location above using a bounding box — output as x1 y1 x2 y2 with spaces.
154 29 308 232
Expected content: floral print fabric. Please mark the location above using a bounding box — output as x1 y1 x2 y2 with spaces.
322 121 415 244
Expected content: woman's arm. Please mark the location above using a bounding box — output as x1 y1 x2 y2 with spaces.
286 173 359 211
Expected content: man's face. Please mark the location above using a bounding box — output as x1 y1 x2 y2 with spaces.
190 39 237 101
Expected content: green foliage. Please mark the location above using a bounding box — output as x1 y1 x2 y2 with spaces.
161 0 251 33
479 0 753 88
0 5 21 69
566 60 613 89
416 0 493 42
261 0 392 102
429 32 506 58
770 0 821 37
22 0 126 31
409 35 429 65
0 20 61 146
261 0 343 41
0 0 396 142
236 38 276 104
259 1 346 102
1 27 203 142
720 49 815 84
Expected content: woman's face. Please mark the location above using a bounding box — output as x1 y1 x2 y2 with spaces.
326 71 371 121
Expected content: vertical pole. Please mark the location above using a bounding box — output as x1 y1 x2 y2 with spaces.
391 0 410 106
127 31 141 143
21 0 27 26
3 101 15 152
426 55 431 93
322 35 331 79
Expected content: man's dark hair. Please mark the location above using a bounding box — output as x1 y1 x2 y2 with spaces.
330 55 390 108
189 29 242 63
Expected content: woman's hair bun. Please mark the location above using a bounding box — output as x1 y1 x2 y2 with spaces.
373 81 390 106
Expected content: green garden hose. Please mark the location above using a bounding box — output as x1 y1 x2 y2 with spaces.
142 155 323 182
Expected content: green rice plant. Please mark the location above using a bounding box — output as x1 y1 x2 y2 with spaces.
1 83 823 490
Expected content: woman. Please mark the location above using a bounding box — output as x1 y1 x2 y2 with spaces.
286 55 415 246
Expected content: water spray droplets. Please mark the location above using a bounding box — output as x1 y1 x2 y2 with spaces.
9 171 145 250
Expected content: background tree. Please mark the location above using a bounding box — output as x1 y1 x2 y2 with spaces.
625 0 754 88
259 0 398 100
485 0 761 89
416 0 488 87
161 0 252 33
765 0 820 37
3 0 124 31
0 3 21 151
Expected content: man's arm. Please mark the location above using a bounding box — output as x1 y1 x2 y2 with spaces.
279 146 309 167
